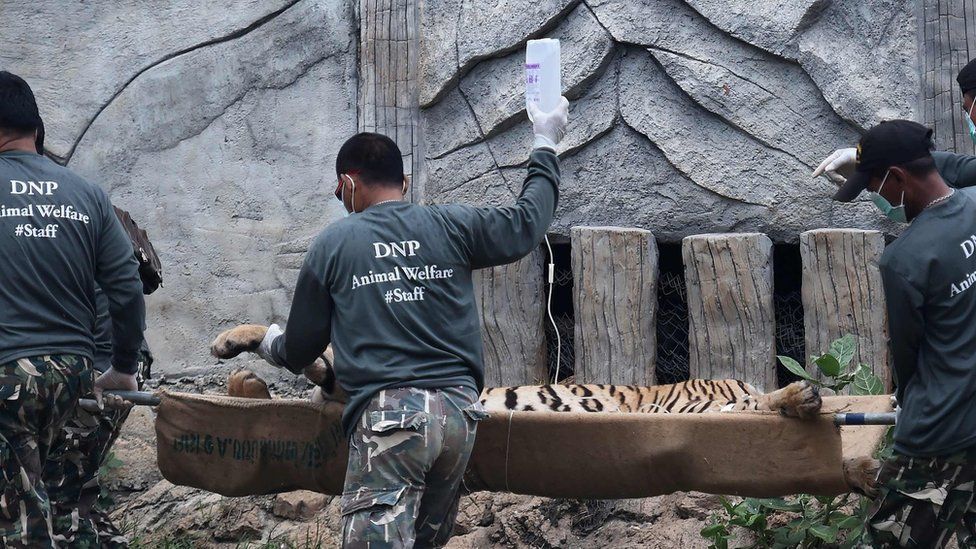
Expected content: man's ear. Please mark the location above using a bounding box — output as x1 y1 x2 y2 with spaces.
887 166 909 187
402 176 410 196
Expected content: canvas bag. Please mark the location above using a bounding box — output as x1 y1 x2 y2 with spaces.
155 392 890 499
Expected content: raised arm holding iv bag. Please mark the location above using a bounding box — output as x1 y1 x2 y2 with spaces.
525 38 569 383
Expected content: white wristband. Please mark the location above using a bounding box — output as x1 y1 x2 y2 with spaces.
257 323 284 367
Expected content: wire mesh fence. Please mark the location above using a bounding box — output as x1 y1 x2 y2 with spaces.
655 270 690 384
774 289 806 386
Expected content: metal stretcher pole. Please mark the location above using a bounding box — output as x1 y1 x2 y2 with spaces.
77 390 160 413
833 412 897 426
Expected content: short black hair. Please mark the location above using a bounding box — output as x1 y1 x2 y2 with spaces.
898 155 937 178
0 72 41 138
335 133 404 186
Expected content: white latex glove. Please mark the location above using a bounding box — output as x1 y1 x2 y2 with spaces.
93 367 137 410
812 147 857 185
528 96 569 151
256 323 284 367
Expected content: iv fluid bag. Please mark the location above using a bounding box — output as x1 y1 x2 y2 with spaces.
525 39 561 113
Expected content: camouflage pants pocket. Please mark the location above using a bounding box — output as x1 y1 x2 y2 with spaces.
867 451 976 548
341 486 417 548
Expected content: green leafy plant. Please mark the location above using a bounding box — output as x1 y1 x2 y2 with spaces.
97 451 124 508
701 334 888 548
702 494 869 549
776 334 883 396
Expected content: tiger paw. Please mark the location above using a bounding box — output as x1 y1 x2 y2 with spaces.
210 324 268 359
777 381 822 419
843 456 880 497
227 369 272 399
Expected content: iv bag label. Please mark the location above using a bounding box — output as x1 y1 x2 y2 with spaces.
525 63 541 105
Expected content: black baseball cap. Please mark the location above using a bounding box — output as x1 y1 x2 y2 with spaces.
959 58 976 96
833 120 934 202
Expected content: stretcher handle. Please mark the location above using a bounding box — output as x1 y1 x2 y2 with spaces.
77 390 160 413
833 412 896 426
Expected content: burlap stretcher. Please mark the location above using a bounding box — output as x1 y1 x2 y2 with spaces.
155 391 891 499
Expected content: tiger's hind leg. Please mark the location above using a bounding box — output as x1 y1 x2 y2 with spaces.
843 456 880 497
227 369 272 399
756 381 822 419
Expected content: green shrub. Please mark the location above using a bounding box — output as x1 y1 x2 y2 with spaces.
700 335 888 549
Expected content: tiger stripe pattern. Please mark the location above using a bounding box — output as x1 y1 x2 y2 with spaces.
211 324 822 418
479 379 822 419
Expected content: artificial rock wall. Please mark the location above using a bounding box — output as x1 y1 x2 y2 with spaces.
419 0 917 242
2 1 359 375
0 0 927 374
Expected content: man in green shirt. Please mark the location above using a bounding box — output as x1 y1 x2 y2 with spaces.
218 98 568 547
831 120 976 547
0 72 146 548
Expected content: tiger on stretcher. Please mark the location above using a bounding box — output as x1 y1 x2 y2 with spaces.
211 324 879 495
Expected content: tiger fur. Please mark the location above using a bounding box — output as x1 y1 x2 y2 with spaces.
213 324 820 418
211 324 877 494
479 379 822 418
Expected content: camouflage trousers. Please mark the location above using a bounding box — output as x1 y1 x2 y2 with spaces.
45 353 151 549
867 448 976 548
341 386 486 549
0 355 93 549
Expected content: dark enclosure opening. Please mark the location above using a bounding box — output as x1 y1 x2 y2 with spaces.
655 243 690 384
543 239 574 383
773 243 806 386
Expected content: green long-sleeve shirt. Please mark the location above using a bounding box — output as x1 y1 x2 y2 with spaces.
270 149 560 435
934 151 976 189
0 151 145 373
876 151 976 456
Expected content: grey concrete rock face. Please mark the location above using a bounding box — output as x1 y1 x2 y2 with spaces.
0 0 294 158
458 4 614 139
68 0 358 375
683 0 822 56
555 125 770 241
419 0 579 106
797 0 919 128
421 0 913 243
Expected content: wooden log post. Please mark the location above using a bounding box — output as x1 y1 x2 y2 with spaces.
800 229 891 389
359 0 424 200
683 233 777 391
473 250 547 387
920 0 973 152
572 227 658 385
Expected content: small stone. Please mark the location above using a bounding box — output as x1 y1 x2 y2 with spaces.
675 492 721 521
272 490 332 521
213 507 264 542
